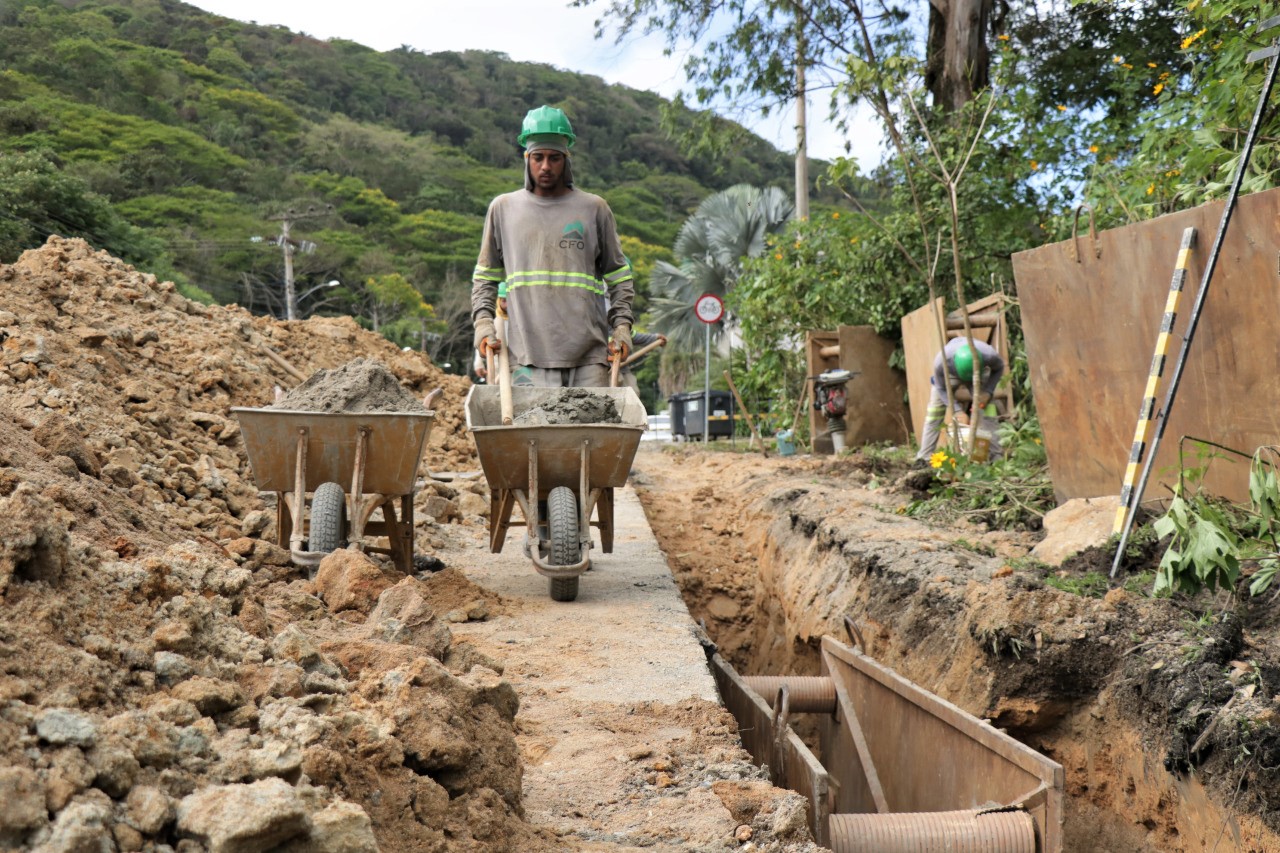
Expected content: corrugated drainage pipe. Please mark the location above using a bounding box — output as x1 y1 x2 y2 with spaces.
742 676 836 714
829 808 1037 853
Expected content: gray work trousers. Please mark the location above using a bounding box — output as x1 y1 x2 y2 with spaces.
915 383 1003 462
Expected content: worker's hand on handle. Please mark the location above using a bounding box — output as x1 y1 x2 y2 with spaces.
609 323 632 363
473 317 501 356
955 409 971 427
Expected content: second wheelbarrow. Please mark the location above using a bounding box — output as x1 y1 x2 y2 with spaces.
233 407 435 573
465 385 646 602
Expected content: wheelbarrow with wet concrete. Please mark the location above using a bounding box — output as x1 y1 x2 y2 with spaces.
465 384 646 602
232 406 435 574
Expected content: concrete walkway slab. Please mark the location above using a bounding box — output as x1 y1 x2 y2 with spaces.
445 485 754 850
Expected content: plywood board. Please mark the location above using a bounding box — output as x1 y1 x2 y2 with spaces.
1012 187 1280 504
901 298 946 450
838 325 910 445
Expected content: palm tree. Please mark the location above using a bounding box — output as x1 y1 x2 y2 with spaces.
649 184 794 392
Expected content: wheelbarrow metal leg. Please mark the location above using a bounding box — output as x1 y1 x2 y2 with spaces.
379 497 408 573
347 426 370 530
289 427 309 555
526 439 540 547
491 489 516 553
578 441 592 557
597 488 614 553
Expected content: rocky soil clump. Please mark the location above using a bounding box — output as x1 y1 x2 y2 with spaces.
0 237 558 851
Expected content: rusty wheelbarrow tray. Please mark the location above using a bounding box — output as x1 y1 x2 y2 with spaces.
232 407 435 573
464 385 646 601
710 628 1064 852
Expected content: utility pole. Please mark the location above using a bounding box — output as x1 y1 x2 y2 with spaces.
265 204 332 320
794 2 810 221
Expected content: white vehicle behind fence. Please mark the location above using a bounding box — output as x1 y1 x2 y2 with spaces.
643 412 673 442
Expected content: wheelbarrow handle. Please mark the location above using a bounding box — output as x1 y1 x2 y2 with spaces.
496 313 513 424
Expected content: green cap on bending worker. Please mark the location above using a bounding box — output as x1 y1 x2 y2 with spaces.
952 343 981 383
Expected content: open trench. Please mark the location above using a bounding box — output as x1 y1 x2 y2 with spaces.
630 446 1280 853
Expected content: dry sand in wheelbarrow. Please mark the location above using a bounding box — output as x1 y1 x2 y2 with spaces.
511 388 622 426
267 356 427 413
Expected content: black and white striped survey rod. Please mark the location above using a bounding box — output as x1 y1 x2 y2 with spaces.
1112 226 1197 534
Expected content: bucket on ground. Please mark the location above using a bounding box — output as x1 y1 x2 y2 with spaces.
776 429 796 456
955 425 992 462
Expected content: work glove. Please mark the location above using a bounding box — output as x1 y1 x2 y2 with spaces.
473 317 500 355
609 323 632 362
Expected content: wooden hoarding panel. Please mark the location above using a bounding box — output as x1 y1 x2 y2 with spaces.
1012 188 1280 504
902 298 946 450
838 326 911 445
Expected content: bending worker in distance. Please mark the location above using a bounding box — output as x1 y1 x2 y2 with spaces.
914 338 1006 465
471 105 634 387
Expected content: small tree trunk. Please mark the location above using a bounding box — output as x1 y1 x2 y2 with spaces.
926 0 992 113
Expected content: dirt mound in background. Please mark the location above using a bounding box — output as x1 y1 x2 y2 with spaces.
0 238 560 851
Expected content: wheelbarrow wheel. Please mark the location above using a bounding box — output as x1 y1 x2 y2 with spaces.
310 482 347 553
547 486 580 602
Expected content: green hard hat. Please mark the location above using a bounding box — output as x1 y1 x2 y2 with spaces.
518 105 576 148
952 344 980 382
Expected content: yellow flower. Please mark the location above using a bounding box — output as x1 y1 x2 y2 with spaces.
1056 104 1067 111
1159 71 1171 80
1030 160 1039 171
997 34 1010 41
831 212 840 219
1146 184 1155 195
1181 28 1206 51
929 451 950 469
774 253 782 260
1089 144 1099 154
1153 82 1164 95
1147 62 1157 68
1122 63 1133 70
1112 56 1122 64
849 237 860 245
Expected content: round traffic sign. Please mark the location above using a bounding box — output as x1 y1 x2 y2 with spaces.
694 293 724 324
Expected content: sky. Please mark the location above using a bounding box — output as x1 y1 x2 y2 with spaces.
187 0 881 167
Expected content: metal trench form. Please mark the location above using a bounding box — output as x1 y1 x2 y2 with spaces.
709 630 1064 852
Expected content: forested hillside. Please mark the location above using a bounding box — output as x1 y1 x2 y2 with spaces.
0 0 807 371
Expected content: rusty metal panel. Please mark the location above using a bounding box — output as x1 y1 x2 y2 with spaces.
233 409 434 495
821 637 1063 853
709 654 832 847
1013 188 1280 503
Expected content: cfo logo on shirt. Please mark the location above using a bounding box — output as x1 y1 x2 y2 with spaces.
559 221 586 250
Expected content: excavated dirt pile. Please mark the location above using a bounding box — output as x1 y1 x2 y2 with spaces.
0 237 561 851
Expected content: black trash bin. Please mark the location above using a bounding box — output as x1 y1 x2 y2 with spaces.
669 390 734 441
667 394 688 438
